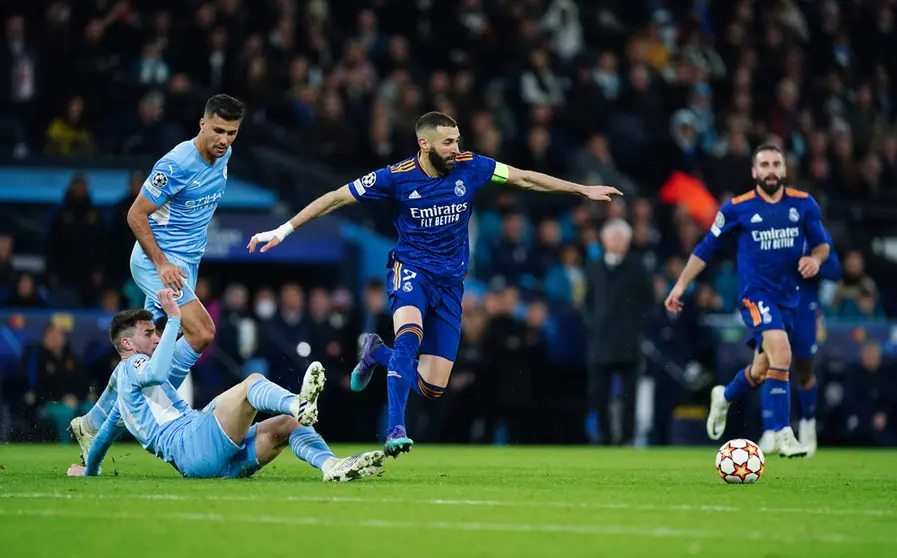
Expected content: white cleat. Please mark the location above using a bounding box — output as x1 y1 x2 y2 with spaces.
292 362 326 427
68 416 100 474
323 451 386 482
775 426 808 458
798 418 817 458
758 430 776 455
706 385 730 440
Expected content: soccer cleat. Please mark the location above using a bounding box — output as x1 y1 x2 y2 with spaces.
323 450 386 482
758 430 776 455
706 385 730 441
350 333 383 392
798 418 817 457
384 425 414 458
68 417 99 473
293 361 326 427
775 426 808 458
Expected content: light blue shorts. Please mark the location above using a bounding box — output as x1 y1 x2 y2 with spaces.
130 244 200 322
172 399 261 479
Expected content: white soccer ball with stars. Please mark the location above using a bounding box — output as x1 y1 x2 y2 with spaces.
716 438 765 484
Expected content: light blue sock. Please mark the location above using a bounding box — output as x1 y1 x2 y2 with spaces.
170 337 201 390
289 426 335 469
246 377 296 415
83 383 117 434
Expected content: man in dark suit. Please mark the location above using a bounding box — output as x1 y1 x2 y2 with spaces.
584 218 653 445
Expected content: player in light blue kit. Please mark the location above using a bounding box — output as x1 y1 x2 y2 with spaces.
67 290 386 481
69 94 243 457
248 112 622 458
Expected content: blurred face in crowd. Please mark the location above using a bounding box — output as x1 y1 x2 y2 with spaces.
0 234 12 261
365 285 386 313
280 283 304 313
752 148 786 196
860 342 882 371
224 284 248 311
600 224 631 258
525 301 547 329
844 250 864 278
418 124 461 174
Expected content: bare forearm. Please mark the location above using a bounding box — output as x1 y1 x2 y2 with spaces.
676 254 707 289
512 170 586 195
810 243 830 264
128 210 167 266
287 190 352 229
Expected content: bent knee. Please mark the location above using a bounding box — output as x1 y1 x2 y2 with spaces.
194 322 216 349
244 373 266 387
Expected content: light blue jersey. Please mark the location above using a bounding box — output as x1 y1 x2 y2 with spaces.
85 317 194 474
140 139 231 265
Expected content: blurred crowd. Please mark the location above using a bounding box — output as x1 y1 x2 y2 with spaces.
2 0 897 446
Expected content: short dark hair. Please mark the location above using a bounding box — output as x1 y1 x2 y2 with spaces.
752 143 785 165
415 111 458 135
109 309 154 352
204 94 245 121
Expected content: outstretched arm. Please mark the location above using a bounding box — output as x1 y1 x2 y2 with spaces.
82 403 125 476
504 165 622 201
248 186 358 253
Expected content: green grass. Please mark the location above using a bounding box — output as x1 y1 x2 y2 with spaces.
1 444 896 557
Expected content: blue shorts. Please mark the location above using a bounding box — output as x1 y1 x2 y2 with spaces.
172 399 261 479
740 294 793 353
386 260 463 361
130 244 199 323
790 303 819 360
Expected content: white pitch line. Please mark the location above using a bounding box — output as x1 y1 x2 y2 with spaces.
0 492 893 518
0 508 862 544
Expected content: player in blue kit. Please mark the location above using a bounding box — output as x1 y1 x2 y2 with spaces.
664 144 831 457
67 290 386 481
248 112 622 457
69 94 244 458
758 235 841 457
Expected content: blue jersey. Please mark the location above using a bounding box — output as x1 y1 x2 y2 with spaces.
348 152 505 287
693 187 827 309
798 231 842 309
106 317 193 468
140 139 231 264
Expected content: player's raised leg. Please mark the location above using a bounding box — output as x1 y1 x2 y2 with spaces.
793 356 817 456
212 362 325 445
707 350 768 440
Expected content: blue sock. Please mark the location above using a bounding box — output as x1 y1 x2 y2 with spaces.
170 337 201 390
387 324 422 431
246 377 296 415
83 383 117 434
372 344 393 367
760 380 775 431
411 373 445 400
765 368 791 431
288 426 335 470
723 366 756 402
797 377 817 420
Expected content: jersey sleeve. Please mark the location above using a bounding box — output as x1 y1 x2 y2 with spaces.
463 153 507 189
84 402 125 476
131 317 180 387
142 160 187 207
817 229 841 281
693 201 739 262
803 195 827 250
347 167 394 201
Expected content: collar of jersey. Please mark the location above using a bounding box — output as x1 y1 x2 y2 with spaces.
755 186 786 204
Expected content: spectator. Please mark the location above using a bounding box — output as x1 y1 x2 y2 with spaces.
2 272 46 308
584 219 653 445
0 234 14 291
45 96 94 157
845 341 897 446
834 250 881 317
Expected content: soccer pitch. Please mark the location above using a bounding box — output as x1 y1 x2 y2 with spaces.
1 445 895 557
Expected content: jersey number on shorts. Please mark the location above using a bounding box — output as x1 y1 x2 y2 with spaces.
402 269 417 293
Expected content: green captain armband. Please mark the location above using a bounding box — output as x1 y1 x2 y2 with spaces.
491 161 510 184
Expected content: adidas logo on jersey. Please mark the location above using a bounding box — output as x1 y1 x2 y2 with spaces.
409 190 421 200
750 213 763 223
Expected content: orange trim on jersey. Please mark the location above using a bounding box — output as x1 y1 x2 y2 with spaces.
785 187 809 198
455 151 474 161
742 298 761 327
393 262 402 291
417 152 437 178
767 368 789 382
390 160 415 173
731 190 757 205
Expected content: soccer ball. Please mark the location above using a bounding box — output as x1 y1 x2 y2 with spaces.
716 438 765 484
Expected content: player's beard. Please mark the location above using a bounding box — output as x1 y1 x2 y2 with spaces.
427 149 455 175
756 175 784 196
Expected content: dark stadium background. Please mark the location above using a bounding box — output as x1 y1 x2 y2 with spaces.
1 0 896 448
